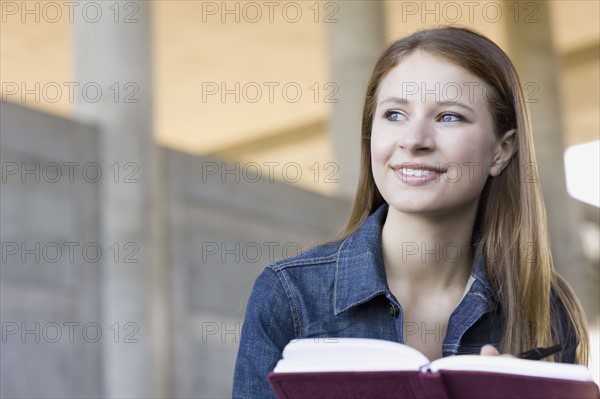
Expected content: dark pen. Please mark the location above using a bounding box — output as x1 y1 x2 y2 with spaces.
517 344 562 360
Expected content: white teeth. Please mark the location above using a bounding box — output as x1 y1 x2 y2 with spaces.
401 168 432 177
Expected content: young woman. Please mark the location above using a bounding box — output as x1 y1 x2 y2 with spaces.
232 26 590 398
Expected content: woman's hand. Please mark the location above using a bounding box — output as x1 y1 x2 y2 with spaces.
480 344 501 356
480 344 515 357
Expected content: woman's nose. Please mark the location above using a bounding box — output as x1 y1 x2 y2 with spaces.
397 119 436 153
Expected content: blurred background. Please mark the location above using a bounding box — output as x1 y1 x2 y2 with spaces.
1 0 598 397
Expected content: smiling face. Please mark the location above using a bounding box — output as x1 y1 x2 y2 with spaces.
371 50 515 216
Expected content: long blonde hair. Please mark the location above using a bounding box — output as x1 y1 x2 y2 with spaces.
340 26 590 364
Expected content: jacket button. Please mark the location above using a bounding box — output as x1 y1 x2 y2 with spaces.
389 303 397 317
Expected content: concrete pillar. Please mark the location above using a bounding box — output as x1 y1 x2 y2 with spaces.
73 2 169 397
326 1 387 199
503 1 590 314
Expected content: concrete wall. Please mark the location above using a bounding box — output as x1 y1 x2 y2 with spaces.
1 102 351 398
164 148 350 397
1 102 103 398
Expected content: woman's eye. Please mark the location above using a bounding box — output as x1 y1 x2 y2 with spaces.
438 113 463 122
384 110 405 121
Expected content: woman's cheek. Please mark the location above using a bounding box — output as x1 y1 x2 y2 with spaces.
371 149 390 184
371 130 395 162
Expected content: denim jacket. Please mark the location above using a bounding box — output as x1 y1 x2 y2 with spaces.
232 203 577 399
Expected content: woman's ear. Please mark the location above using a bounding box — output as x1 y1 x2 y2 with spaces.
490 129 517 176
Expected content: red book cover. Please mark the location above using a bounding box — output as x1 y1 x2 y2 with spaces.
268 338 600 399
269 370 440 399
268 370 600 399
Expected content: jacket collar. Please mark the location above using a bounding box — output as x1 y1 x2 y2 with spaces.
333 202 493 315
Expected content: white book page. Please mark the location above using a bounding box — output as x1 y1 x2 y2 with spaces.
428 355 594 382
273 338 429 373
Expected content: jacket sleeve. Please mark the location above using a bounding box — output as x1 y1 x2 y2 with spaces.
232 266 296 399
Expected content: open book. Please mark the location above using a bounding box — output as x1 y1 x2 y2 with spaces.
268 338 600 399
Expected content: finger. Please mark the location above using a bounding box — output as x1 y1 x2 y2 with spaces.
480 344 501 356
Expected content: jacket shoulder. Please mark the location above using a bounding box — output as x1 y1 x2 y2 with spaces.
268 239 343 272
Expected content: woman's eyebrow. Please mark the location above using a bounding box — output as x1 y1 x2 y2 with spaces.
378 96 408 106
436 100 475 113
378 97 475 114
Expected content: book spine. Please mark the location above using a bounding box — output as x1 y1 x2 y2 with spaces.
417 372 450 399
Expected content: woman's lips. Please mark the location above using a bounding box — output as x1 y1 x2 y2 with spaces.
391 163 446 185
